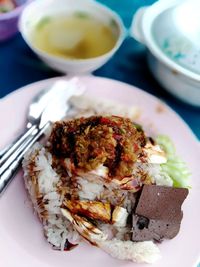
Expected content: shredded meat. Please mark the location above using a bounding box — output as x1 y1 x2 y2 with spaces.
49 116 146 178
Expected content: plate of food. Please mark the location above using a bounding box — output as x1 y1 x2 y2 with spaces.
0 76 199 267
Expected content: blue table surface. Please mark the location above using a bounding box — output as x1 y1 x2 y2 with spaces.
0 0 199 142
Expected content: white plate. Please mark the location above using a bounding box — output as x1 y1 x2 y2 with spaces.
0 76 199 267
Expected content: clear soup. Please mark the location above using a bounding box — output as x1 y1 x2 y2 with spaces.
31 13 119 60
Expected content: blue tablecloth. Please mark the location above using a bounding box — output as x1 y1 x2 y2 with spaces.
0 0 199 141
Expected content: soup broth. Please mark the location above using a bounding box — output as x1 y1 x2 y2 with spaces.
31 13 119 59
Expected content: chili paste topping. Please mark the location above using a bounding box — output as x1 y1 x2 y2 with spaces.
49 116 146 178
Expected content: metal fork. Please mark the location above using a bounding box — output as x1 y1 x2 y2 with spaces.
0 78 85 196
0 80 70 167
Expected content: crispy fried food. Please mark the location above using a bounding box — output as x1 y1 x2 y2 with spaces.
61 208 107 245
63 200 111 222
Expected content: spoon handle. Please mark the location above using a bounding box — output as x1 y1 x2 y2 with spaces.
0 125 37 166
0 122 50 196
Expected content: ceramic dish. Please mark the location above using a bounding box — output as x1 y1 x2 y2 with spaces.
0 0 30 41
0 76 200 267
19 0 125 74
131 0 200 107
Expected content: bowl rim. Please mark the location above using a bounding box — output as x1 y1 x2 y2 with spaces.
19 0 126 65
0 0 32 20
141 0 200 82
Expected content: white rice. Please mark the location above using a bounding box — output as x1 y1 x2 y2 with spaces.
23 143 81 250
77 177 104 200
22 95 169 263
134 163 173 187
68 95 141 120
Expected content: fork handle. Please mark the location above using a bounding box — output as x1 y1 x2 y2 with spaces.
0 124 37 166
0 122 50 196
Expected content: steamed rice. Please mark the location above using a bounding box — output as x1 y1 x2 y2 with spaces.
23 143 80 250
22 95 171 263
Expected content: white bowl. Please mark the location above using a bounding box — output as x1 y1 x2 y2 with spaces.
131 0 200 107
19 0 125 74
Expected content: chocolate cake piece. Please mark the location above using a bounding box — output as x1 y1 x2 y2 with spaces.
132 185 188 242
